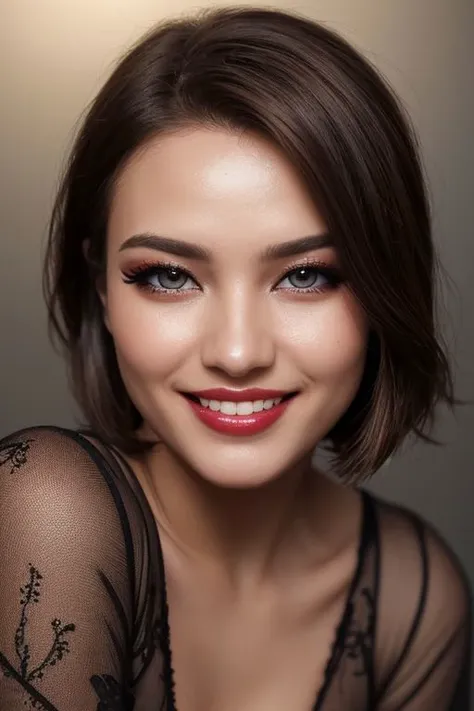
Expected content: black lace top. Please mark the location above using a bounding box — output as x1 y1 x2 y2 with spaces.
0 426 471 710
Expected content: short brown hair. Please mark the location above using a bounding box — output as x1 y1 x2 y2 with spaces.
44 5 454 482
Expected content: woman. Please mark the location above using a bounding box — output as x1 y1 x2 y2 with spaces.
0 6 470 710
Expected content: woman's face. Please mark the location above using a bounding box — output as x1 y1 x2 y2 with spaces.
103 127 369 487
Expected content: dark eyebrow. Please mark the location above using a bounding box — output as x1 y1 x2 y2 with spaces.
119 234 211 260
119 232 332 261
261 234 332 260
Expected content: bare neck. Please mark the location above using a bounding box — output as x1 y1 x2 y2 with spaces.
128 444 359 590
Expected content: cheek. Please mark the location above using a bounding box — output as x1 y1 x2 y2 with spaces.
276 290 369 379
105 278 368 388
105 284 201 379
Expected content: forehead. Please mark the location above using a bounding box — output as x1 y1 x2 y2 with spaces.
108 127 326 251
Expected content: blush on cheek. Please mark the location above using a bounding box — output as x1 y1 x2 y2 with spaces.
278 301 368 375
106 289 201 383
323 298 369 369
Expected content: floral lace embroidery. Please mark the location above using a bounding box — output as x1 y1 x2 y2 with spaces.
0 438 33 474
0 430 137 710
0 565 75 710
341 587 374 678
90 674 135 710
314 583 374 709
0 564 136 711
133 590 175 711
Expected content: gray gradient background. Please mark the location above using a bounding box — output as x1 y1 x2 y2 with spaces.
1 0 473 701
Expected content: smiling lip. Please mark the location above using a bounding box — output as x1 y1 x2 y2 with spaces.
181 388 297 436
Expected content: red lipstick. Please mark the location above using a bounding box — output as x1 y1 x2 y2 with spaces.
181 388 297 436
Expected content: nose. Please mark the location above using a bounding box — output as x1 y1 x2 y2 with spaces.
200 288 276 378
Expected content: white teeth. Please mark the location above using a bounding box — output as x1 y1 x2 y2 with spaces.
197 397 283 414
236 401 253 415
220 401 237 415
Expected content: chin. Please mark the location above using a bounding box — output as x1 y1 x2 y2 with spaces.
182 444 311 491
203 467 282 490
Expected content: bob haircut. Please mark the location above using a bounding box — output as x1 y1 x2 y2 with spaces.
44 5 454 483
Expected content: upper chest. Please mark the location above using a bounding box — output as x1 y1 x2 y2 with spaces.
162 546 373 711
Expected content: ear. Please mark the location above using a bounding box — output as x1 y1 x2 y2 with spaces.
83 239 111 332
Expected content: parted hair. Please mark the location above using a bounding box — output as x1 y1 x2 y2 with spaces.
44 5 455 482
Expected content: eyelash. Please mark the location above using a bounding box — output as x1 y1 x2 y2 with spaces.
121 259 343 296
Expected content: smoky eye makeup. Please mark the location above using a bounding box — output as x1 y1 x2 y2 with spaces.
121 260 200 294
120 255 344 296
273 257 344 294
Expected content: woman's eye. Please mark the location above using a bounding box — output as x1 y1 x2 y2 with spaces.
122 265 198 292
150 267 195 290
276 266 333 292
124 263 340 295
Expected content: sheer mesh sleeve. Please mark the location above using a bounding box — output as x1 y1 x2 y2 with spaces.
0 426 163 710
1 427 469 711
373 498 472 710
